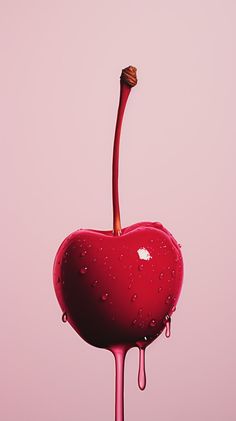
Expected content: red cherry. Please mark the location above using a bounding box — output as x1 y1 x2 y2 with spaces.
53 221 183 348
53 66 184 421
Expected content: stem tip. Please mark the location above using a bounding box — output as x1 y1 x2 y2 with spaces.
120 66 137 87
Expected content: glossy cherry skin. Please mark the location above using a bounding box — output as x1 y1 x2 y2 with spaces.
53 222 183 348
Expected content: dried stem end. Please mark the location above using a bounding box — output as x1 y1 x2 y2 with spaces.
120 66 137 87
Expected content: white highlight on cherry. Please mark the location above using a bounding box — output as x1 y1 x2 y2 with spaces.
137 248 152 261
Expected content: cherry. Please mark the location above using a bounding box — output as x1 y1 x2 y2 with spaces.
53 66 183 421
54 221 182 348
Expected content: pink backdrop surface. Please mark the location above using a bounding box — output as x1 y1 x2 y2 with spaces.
1 1 236 420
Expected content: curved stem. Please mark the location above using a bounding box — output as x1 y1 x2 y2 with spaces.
112 82 131 236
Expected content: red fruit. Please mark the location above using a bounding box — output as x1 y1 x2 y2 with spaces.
53 221 183 348
53 66 184 421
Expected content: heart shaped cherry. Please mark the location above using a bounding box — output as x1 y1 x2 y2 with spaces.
53 66 183 421
54 221 182 348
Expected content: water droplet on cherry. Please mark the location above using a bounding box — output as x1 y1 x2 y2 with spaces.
138 264 144 271
80 250 87 257
62 312 67 323
91 280 99 287
159 272 164 280
131 293 137 302
164 315 171 338
158 287 163 293
149 319 157 327
80 266 88 274
165 295 172 304
101 292 109 301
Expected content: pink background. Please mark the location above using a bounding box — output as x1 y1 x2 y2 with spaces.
1 1 236 420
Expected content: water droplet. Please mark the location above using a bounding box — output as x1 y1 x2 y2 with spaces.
139 321 145 328
159 272 164 280
119 254 124 260
101 292 109 301
171 270 175 278
104 256 109 260
158 287 163 293
99 247 103 252
165 295 172 304
132 319 137 326
171 306 176 313
131 293 137 302
138 308 143 315
62 312 67 323
92 257 97 262
128 282 133 289
88 244 92 248
80 266 88 274
138 347 146 391
91 280 99 287
138 264 144 271
178 243 182 248
149 319 157 327
163 244 167 249
164 315 171 338
80 250 87 257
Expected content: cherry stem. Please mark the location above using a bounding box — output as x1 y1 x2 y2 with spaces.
112 66 137 236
